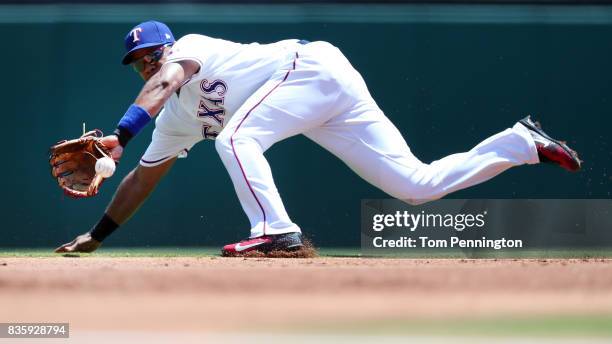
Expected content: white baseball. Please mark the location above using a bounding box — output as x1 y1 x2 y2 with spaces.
95 157 116 178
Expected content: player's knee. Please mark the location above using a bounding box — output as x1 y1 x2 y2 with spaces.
391 179 445 206
389 189 431 206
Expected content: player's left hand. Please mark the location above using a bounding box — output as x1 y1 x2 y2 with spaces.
54 232 101 253
100 135 123 162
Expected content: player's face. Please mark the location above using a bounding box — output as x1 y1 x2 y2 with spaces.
131 46 168 81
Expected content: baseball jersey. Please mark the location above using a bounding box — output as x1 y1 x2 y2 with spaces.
162 34 301 139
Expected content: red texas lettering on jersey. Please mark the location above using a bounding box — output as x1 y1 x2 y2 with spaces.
198 79 227 127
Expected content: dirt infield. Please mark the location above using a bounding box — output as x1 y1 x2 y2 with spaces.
0 257 611 335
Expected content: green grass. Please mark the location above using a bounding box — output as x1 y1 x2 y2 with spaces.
0 247 361 258
290 314 612 337
0 247 611 258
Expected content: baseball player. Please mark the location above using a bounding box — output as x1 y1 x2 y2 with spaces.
54 20 581 255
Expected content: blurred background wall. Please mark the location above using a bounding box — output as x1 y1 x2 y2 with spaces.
2 1 611 247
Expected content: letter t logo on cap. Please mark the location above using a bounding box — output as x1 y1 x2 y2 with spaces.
131 27 143 42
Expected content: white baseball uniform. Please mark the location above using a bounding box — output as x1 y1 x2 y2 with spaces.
141 34 539 238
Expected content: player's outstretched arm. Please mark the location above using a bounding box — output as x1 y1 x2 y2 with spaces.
54 60 199 253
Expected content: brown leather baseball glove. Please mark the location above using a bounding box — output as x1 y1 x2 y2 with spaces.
49 130 112 198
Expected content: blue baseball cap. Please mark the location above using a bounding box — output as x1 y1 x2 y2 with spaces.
121 20 175 65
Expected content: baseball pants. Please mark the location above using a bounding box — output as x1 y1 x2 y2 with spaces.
215 41 540 238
